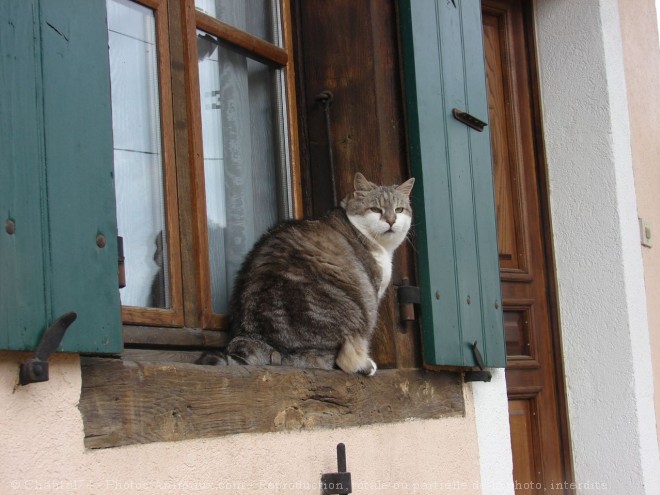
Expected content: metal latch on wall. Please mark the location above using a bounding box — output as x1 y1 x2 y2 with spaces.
321 443 352 495
18 312 77 385
464 341 492 383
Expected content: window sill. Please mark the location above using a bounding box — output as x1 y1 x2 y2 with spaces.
79 357 464 449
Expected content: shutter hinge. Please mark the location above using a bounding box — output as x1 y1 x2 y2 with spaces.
118 236 126 289
396 278 420 329
464 341 492 383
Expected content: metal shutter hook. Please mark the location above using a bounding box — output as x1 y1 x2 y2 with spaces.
18 312 77 385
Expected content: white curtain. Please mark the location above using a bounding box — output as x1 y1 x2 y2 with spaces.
197 0 284 313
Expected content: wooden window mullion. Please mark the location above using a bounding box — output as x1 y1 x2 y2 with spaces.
120 0 184 328
195 10 288 66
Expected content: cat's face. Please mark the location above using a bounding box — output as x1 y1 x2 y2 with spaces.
343 173 415 251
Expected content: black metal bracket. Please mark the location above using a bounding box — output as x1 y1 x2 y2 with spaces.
464 341 492 383
118 236 126 288
315 90 338 206
19 312 77 385
321 443 352 495
452 108 488 132
396 278 420 328
397 283 421 305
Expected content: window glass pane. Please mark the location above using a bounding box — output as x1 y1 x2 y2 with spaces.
107 0 170 308
195 0 281 46
198 32 289 314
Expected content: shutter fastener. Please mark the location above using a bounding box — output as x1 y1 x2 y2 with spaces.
321 443 352 495
464 341 493 383
18 312 77 385
452 108 488 132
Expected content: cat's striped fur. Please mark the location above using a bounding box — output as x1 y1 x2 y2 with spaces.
199 173 414 375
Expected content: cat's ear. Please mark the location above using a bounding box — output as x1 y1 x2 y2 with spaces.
354 172 376 192
396 177 415 197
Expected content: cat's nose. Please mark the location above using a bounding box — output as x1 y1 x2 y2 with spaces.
384 214 396 226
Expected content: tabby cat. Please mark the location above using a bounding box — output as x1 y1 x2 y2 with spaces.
199 172 414 375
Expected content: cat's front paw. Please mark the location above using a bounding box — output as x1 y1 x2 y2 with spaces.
358 358 377 376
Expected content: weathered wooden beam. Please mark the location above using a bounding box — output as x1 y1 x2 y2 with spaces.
80 358 464 449
121 348 203 364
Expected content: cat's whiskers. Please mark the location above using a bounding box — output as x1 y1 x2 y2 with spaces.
404 234 419 256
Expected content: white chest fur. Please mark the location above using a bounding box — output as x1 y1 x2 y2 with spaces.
372 246 392 299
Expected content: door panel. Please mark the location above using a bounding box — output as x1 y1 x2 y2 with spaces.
509 397 543 495
483 0 572 493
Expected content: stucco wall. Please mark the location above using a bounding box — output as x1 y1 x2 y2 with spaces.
1 352 491 495
535 0 660 492
472 370 513 495
617 0 660 456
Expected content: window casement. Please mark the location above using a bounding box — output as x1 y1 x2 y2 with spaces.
108 0 183 327
107 0 302 341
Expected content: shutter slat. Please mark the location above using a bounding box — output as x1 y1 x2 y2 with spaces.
0 0 49 350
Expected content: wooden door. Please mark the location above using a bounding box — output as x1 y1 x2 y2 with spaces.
482 1 573 493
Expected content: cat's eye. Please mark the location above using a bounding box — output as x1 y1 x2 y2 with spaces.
395 207 404 213
370 207 382 214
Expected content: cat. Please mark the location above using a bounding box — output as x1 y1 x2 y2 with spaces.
198 172 414 375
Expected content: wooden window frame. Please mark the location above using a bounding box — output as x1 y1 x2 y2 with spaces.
118 0 303 338
182 0 303 331
118 0 185 329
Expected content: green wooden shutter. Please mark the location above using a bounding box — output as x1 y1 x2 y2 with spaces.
399 0 505 368
0 0 122 353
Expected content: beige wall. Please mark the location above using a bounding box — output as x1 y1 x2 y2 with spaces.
618 0 660 450
0 353 482 495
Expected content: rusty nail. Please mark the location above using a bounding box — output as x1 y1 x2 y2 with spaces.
435 291 441 300
467 295 471 305
96 234 106 248
495 301 500 309
5 219 16 235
